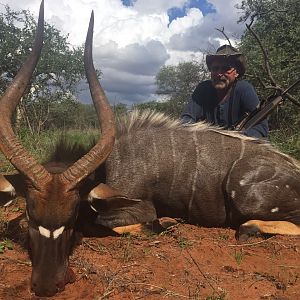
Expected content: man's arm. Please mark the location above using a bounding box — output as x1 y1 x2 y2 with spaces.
244 119 269 138
180 97 203 123
180 82 207 123
239 81 269 138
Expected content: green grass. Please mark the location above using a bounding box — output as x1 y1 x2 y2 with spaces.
217 233 229 241
234 250 244 266
0 238 13 253
269 130 300 160
0 128 100 172
177 237 191 249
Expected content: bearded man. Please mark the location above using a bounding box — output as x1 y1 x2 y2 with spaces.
181 45 268 138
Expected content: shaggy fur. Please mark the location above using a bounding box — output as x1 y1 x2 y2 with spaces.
115 109 300 170
49 109 300 172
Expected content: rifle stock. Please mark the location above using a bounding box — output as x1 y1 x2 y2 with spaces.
235 95 282 131
234 78 300 132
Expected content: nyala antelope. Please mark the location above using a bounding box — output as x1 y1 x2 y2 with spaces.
0 1 300 297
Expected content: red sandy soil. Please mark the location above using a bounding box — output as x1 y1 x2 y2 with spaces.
0 198 299 300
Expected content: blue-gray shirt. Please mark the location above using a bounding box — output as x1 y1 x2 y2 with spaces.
181 80 268 138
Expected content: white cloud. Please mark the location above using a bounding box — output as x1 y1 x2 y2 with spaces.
1 0 245 105
97 13 169 48
133 0 186 14
166 50 204 66
95 40 169 76
169 8 204 35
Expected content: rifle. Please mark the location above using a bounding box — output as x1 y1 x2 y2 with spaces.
234 78 300 132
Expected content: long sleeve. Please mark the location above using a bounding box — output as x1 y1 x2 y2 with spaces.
238 81 269 138
180 81 213 123
181 96 204 123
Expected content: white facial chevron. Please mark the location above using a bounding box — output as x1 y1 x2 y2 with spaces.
38 226 51 238
53 226 65 239
38 225 65 239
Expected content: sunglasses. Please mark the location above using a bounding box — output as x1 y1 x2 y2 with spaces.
210 65 235 73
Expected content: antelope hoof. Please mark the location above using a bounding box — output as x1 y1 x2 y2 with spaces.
236 224 262 242
157 217 178 229
145 217 178 233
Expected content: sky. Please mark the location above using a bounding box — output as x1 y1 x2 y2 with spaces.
0 0 246 105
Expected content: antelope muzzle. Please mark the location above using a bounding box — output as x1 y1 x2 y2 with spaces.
29 226 76 297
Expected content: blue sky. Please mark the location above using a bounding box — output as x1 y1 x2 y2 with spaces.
121 0 216 23
121 0 135 6
168 0 216 23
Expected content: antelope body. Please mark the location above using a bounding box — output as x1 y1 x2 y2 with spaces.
0 1 300 298
94 111 300 236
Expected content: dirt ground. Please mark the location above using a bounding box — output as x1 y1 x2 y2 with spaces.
0 198 299 300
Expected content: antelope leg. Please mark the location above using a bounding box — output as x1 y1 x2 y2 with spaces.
112 217 179 235
237 220 300 241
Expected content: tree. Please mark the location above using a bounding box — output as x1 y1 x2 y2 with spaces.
0 5 89 133
133 100 172 115
237 0 300 131
113 103 128 118
155 60 209 116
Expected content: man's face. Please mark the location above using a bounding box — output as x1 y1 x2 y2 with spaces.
210 59 239 90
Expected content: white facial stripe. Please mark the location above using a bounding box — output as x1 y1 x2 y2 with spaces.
53 226 65 239
3 200 13 207
38 226 51 238
90 204 98 212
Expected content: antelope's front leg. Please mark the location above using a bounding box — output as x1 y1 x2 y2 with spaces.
237 220 300 241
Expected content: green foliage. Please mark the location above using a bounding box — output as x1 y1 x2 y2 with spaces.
0 128 100 172
113 103 128 117
238 0 300 132
0 239 13 253
0 5 85 92
133 100 173 115
0 6 25 92
269 131 300 159
0 5 100 134
47 98 99 130
155 61 209 116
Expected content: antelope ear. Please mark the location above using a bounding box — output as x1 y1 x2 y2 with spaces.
0 174 18 206
87 183 141 211
0 174 16 196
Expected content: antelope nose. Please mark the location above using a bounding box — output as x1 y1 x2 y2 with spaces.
31 281 62 297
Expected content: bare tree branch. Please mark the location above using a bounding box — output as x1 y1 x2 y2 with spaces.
245 23 277 87
245 23 300 107
215 27 232 46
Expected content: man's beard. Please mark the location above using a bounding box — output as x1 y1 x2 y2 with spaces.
212 77 229 90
